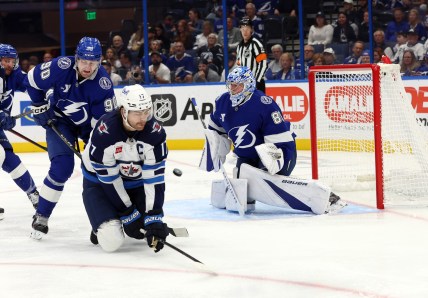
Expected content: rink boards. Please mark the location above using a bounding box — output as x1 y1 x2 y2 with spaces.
6 78 428 152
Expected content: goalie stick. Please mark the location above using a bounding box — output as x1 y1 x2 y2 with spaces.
190 97 245 216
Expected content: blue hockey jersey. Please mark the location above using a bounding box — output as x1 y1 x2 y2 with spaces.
0 66 26 113
24 56 115 141
82 111 168 212
208 90 296 171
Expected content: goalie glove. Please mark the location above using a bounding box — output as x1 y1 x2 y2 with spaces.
199 129 232 172
255 143 284 175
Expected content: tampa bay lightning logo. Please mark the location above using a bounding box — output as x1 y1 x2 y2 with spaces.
56 99 88 125
57 57 71 69
99 77 112 90
260 96 272 104
229 124 256 149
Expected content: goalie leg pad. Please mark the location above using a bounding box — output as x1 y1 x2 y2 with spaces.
97 219 125 253
239 164 331 214
211 178 249 212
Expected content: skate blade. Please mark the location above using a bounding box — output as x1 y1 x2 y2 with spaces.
326 200 348 214
30 229 46 240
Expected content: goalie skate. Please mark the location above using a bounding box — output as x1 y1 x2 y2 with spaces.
0 207 4 220
30 213 49 240
325 192 347 214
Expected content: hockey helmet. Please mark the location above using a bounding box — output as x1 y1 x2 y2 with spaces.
226 66 256 107
0 44 19 70
76 37 102 62
118 84 153 123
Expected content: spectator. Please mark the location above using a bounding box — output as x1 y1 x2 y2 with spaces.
407 8 427 42
111 35 126 57
147 51 171 84
117 51 134 80
43 52 53 62
265 44 283 80
197 33 223 74
392 31 408 58
244 2 264 41
173 19 195 51
359 49 371 63
295 45 315 78
344 41 365 64
400 49 421 76
308 12 334 46
20 58 30 73
272 52 300 80
333 12 357 44
394 28 425 63
356 0 369 23
140 40 168 69
373 47 384 63
193 59 220 82
194 21 214 50
416 52 428 72
220 53 238 82
385 7 410 42
101 60 121 86
105 47 121 73
274 0 298 16
218 17 243 51
120 65 143 86
323 47 337 65
160 14 175 41
312 53 325 65
127 23 144 63
358 10 370 42
343 0 360 29
28 55 39 67
154 24 171 53
373 29 394 58
166 41 194 83
188 8 204 36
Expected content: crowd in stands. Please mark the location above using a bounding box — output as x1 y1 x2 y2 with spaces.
18 0 428 82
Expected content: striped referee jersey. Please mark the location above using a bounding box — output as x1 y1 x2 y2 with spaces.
236 36 268 82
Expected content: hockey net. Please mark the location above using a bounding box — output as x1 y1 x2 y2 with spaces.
308 63 428 209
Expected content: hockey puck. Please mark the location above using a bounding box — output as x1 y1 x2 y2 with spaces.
173 168 182 177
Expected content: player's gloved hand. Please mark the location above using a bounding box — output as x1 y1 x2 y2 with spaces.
119 206 145 240
31 93 56 129
0 111 16 130
144 210 169 253
255 143 284 175
199 129 231 172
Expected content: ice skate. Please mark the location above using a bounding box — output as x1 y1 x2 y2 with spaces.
31 213 49 240
0 207 4 220
326 192 347 214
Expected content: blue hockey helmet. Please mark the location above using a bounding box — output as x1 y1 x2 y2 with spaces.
226 66 256 107
75 37 102 62
0 44 19 70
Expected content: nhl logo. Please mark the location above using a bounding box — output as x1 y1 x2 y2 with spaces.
153 97 173 122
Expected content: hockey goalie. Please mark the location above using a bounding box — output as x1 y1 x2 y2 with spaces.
198 66 346 215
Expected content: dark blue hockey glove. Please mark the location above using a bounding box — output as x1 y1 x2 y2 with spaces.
119 206 146 240
0 111 16 130
31 102 56 129
144 211 169 253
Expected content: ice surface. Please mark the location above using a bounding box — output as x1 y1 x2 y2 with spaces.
1 151 428 298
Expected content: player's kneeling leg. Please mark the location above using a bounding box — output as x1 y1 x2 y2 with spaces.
97 219 125 252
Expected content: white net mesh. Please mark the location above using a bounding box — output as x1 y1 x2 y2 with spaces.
311 64 428 206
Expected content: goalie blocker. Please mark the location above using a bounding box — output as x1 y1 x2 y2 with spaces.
211 163 345 215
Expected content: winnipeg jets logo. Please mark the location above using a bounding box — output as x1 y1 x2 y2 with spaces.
229 124 256 149
57 99 88 125
97 121 109 134
61 84 71 93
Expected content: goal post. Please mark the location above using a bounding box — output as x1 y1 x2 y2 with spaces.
308 63 428 209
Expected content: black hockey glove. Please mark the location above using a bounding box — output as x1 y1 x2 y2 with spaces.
119 206 145 240
144 211 169 253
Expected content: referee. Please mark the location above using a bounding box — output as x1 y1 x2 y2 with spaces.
236 17 268 92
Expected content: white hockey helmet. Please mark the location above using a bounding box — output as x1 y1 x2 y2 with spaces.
118 84 153 123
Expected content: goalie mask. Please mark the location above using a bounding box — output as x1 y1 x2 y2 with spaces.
0 44 19 71
117 85 153 130
226 66 256 107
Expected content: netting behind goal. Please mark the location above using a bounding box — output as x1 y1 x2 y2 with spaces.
308 63 428 209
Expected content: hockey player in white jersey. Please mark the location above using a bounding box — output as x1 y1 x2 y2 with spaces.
81 85 169 253
200 66 345 214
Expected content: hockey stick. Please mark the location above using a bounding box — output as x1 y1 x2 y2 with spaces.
47 120 82 159
8 129 48 151
13 109 34 119
190 98 245 216
167 227 189 237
